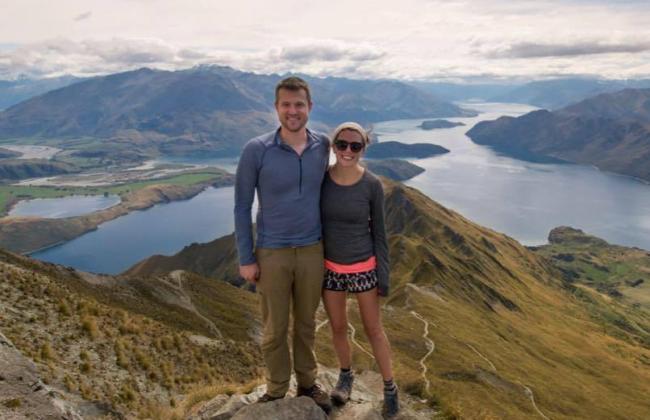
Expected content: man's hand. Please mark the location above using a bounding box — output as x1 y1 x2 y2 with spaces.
239 263 260 284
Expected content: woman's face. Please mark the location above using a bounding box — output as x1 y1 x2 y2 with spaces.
333 129 365 167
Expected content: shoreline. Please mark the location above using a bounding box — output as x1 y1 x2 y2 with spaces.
0 175 233 254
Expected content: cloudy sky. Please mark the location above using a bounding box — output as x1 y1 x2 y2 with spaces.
2 0 650 82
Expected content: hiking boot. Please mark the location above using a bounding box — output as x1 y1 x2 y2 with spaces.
256 393 284 404
297 383 333 414
331 370 354 405
382 387 400 419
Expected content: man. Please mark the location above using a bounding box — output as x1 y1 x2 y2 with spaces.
234 76 332 412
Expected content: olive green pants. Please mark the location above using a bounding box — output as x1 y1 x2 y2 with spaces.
255 242 324 397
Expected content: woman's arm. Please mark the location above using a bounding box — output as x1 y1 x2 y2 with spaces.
370 178 390 296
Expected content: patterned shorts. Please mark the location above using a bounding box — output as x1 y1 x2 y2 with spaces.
323 268 378 293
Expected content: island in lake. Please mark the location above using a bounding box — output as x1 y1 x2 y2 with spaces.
365 141 449 159
418 119 466 130
364 159 425 181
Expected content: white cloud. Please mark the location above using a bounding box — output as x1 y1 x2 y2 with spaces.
486 41 650 59
2 0 650 80
276 42 385 64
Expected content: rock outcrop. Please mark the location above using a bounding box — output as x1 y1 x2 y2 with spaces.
187 366 437 420
0 331 82 420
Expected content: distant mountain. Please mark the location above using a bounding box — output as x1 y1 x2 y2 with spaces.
0 159 78 180
0 147 21 158
119 179 650 419
0 67 474 157
0 75 83 110
489 78 650 109
409 81 518 102
467 88 650 181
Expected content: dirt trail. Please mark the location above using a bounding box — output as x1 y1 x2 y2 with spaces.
405 284 549 418
465 342 497 372
410 310 435 394
315 302 375 360
522 384 551 420
348 321 375 360
315 318 329 333
169 270 223 339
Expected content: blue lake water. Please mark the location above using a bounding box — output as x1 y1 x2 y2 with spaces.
30 102 650 274
379 103 650 249
9 194 121 218
30 187 241 274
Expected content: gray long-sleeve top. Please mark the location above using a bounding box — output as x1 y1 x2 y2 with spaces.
321 170 390 296
234 128 330 265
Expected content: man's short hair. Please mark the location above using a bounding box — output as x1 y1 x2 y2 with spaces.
275 76 312 104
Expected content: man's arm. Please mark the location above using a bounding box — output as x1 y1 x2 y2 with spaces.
234 140 261 282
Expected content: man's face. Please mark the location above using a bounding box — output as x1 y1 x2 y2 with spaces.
275 88 312 133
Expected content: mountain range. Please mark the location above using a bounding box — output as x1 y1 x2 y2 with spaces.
489 78 650 110
0 75 82 111
466 88 650 182
413 77 650 110
0 66 474 158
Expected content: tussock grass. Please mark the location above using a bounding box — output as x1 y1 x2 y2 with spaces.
0 256 261 416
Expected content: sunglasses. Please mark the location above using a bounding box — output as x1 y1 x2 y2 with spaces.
333 139 365 153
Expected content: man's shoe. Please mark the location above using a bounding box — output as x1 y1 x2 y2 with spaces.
382 387 400 418
297 383 333 414
331 370 354 405
256 393 284 403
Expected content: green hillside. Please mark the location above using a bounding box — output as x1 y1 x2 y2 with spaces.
124 180 650 419
1 180 649 418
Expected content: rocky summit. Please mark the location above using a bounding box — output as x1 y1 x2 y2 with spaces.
187 366 436 420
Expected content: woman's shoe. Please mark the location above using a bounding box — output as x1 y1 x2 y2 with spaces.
382 387 400 418
330 370 354 405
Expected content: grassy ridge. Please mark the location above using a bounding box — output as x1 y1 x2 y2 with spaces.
2 180 650 418
532 226 650 306
531 226 650 348
0 249 261 416
125 180 650 419
367 183 650 418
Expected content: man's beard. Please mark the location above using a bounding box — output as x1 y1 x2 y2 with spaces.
281 116 308 133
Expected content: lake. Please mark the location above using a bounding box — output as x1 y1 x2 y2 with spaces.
379 103 650 249
31 187 240 274
31 102 650 273
9 194 121 218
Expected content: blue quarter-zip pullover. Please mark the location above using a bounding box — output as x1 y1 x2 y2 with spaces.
234 128 330 265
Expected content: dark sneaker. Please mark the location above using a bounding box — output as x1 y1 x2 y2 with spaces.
297 383 333 414
256 393 284 403
331 371 354 405
382 388 400 418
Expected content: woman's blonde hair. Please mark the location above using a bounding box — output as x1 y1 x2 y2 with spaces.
331 122 371 146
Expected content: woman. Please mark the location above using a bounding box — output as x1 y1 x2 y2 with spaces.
321 122 399 417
